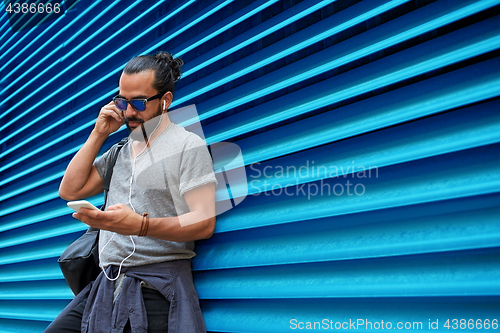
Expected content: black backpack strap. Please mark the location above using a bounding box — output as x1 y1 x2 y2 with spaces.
101 137 128 211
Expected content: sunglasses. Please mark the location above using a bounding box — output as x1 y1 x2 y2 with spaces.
113 93 163 112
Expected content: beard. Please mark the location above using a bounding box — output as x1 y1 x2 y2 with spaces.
126 104 163 142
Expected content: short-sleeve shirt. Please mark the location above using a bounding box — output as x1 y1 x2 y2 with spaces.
94 123 217 268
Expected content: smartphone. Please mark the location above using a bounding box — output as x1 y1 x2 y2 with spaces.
67 200 100 212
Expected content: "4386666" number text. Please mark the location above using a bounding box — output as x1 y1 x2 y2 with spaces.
5 2 61 14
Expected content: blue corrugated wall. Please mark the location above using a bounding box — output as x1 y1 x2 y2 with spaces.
1 0 499 332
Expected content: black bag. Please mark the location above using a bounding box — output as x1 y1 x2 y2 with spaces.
58 227 100 295
58 138 128 295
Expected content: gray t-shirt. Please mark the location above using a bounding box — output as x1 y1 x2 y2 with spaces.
94 123 217 268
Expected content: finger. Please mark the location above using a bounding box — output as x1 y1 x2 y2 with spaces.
78 207 104 219
72 212 90 224
108 105 125 121
74 211 102 227
104 102 120 113
101 108 124 123
114 107 125 121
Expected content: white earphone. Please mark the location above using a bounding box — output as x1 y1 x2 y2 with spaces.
163 100 166 111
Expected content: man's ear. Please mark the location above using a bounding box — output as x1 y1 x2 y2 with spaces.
162 91 173 112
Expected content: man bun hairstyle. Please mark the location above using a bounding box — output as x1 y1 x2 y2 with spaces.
123 51 183 95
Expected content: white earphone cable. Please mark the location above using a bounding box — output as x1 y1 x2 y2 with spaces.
99 110 164 281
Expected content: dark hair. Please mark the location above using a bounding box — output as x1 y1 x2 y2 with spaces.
123 51 183 95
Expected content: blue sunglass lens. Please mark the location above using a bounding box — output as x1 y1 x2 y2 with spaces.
114 98 128 111
130 100 147 111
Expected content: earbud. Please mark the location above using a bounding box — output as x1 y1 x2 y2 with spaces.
163 100 166 111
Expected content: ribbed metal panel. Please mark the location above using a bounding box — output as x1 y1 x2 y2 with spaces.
1 0 499 332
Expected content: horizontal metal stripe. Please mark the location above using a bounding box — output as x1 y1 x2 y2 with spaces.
1 248 499 300
0 13 63 66
200 297 500 332
0 119 97 170
237 80 500 169
0 1 108 75
193 248 500 299
2 0 244 150
0 280 73 300
0 0 234 134
195 193 500 267
0 300 69 321
3 0 488 148
0 166 235 232
0 260 63 283
3 96 498 219
0 243 68 266
0 1 120 78
0 128 124 184
0 69 122 145
0 5 67 57
0 0 165 99
0 0 193 133
0 171 64 202
179 0 338 78
214 144 500 232
3 55 499 183
4 198 500 270
3 123 498 231
0 196 102 233
182 1 500 127
241 99 500 196
203 33 500 143
3 195 499 271
174 0 408 107
0 318 52 333
0 220 85 249
2 77 498 202
2 0 422 142
194 207 500 270
174 0 282 58
0 21 11 39
2 0 61 33
0 191 59 218
0 24 12 46
2 2 496 158
0 145 80 186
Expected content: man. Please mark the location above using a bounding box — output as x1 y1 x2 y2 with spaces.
46 52 216 332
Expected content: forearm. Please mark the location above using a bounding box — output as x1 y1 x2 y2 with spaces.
144 211 215 242
74 206 216 241
59 130 107 199
73 185 217 241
